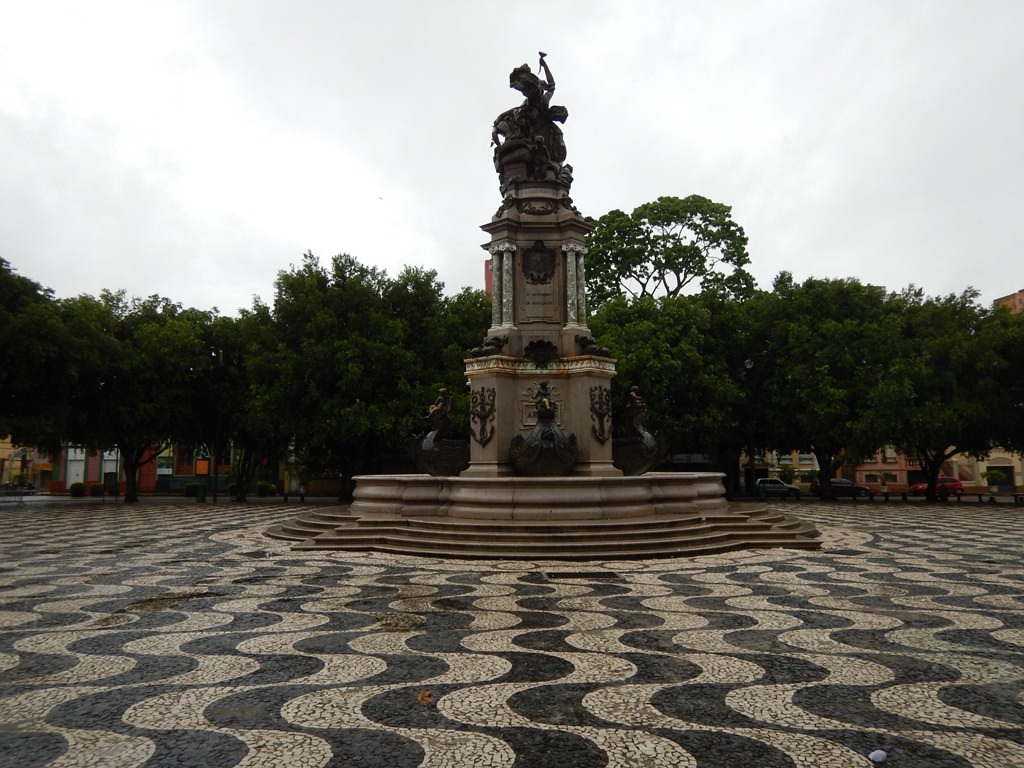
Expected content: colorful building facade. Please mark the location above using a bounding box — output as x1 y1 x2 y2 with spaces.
1 437 54 489
48 444 232 495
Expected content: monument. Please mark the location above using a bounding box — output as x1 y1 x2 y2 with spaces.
466 52 617 478
265 55 820 558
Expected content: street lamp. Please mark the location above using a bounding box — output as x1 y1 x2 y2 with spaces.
211 348 223 504
742 351 767 496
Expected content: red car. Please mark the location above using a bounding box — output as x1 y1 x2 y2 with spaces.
909 476 964 496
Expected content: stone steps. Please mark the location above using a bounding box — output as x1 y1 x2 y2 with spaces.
264 506 820 560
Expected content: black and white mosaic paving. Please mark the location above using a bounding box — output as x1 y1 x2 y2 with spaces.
1 501 1022 767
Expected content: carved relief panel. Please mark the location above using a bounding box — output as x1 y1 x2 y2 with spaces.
590 385 612 444
469 387 496 446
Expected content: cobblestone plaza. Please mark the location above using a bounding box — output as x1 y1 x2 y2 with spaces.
1 501 1022 767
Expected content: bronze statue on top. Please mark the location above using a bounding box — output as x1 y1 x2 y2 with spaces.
491 52 571 193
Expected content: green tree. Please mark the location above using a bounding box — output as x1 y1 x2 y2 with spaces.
61 291 213 502
993 306 1024 455
753 274 897 497
585 195 754 309
383 266 462 441
190 308 291 502
171 255 489 502
589 292 745 477
881 288 1004 500
0 259 69 450
268 253 414 498
434 286 492 434
726 288 778 495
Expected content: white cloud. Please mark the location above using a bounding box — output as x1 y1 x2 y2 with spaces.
2 0 1022 313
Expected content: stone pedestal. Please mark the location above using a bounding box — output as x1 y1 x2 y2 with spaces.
466 180 619 477
464 355 617 477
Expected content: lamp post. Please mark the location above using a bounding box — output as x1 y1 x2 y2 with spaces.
742 352 769 496
211 348 223 504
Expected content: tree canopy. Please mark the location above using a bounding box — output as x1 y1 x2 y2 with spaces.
0 258 67 450
57 291 214 501
878 288 1007 499
747 274 899 496
261 252 489 499
585 195 754 309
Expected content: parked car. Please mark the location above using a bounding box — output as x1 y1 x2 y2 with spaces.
909 476 964 496
755 478 802 498
813 477 871 498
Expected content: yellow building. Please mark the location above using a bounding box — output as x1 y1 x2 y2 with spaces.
0 436 13 482
0 437 52 490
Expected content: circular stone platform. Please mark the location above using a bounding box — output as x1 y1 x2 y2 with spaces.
348 472 728 520
265 472 821 559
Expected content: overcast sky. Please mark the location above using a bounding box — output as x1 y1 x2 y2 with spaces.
2 0 1021 315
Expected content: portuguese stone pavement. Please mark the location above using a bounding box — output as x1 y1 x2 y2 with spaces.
1 499 1022 767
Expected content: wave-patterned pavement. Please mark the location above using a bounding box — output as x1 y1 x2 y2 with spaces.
1 502 1022 767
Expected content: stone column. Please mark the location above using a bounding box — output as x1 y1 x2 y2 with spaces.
488 242 516 329
500 243 515 326
564 243 579 326
562 242 587 327
488 247 503 329
576 249 588 324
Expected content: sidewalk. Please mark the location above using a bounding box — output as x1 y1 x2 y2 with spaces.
1 502 1022 767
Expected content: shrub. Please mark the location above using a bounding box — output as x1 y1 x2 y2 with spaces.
184 483 200 497
69 482 86 498
89 483 104 497
256 481 276 497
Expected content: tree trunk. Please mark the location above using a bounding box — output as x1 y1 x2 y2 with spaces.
122 459 140 503
118 442 164 504
233 446 257 502
813 449 842 500
919 452 948 502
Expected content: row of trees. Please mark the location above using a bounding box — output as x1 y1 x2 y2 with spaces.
590 277 1023 497
4 194 1022 502
584 196 1023 499
1 253 489 501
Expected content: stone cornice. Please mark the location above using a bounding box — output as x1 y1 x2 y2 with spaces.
464 355 617 377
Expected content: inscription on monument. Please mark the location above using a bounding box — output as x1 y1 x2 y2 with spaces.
522 401 563 426
521 282 558 322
